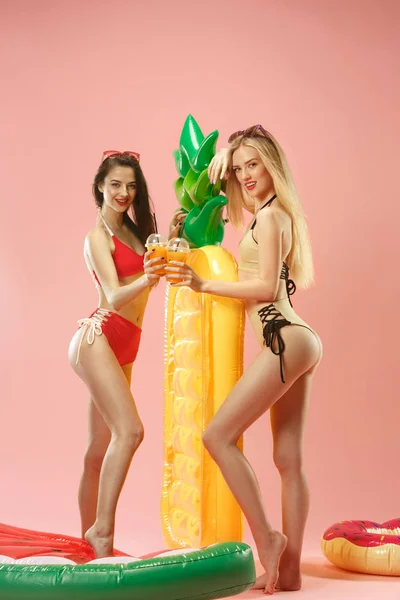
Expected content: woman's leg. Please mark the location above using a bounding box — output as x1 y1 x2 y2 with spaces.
78 398 111 537
202 326 320 594
252 371 314 592
273 372 313 591
69 332 143 557
77 363 133 537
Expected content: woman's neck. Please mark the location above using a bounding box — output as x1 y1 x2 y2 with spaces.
253 190 277 214
101 206 124 231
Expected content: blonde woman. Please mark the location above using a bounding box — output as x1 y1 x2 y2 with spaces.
166 125 322 595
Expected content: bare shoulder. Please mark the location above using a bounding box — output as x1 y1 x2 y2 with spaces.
257 204 288 229
84 226 110 253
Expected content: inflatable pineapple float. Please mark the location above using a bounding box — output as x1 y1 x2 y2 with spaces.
162 116 245 549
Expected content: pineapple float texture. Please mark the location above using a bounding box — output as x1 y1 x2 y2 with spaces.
162 116 245 548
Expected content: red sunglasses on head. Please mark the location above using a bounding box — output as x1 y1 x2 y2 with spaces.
228 124 271 144
102 150 141 162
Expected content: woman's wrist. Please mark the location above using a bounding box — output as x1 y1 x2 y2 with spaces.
141 273 153 288
201 279 213 294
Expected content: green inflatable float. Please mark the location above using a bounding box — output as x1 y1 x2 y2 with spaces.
0 522 255 600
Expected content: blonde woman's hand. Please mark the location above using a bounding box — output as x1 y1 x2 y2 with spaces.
208 148 230 185
165 262 206 293
169 209 187 239
143 250 164 285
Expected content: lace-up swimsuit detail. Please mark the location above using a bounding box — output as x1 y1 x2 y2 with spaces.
239 195 313 383
76 216 144 366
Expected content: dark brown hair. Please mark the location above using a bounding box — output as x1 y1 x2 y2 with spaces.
93 154 157 245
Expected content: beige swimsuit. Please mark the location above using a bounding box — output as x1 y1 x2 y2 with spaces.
238 196 316 383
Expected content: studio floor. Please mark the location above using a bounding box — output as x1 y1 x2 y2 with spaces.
228 557 400 599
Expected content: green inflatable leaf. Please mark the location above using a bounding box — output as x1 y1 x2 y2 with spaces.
179 115 204 161
173 115 227 247
174 178 194 212
173 148 190 178
191 130 218 174
192 169 221 205
182 168 201 206
181 195 227 248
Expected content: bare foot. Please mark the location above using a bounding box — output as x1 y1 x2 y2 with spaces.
85 525 113 558
251 530 287 594
252 572 269 591
256 561 302 593
275 554 302 592
276 563 302 592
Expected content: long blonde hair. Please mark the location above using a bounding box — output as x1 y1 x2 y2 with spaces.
226 132 314 288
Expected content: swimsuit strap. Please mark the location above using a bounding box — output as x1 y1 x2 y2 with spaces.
250 194 277 230
100 214 114 237
280 262 296 308
249 195 297 308
76 309 112 365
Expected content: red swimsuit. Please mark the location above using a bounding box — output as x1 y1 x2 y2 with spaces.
76 218 145 366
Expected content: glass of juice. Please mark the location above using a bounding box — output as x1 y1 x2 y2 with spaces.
166 238 190 284
145 234 168 275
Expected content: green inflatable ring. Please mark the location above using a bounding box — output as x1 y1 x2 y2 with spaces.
0 542 256 600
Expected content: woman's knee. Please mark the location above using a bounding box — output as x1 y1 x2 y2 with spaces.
202 427 219 456
203 426 234 457
273 445 303 475
113 421 145 452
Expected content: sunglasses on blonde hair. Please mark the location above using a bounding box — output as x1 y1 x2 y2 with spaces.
228 124 271 144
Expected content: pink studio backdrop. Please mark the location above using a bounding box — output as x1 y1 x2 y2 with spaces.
1 0 399 557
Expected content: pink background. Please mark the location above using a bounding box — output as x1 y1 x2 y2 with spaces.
1 0 399 560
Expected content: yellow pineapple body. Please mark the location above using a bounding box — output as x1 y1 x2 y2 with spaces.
162 246 245 548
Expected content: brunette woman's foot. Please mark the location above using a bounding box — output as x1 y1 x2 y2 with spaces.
85 523 113 558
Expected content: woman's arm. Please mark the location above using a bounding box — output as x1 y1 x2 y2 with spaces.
208 148 230 184
85 228 161 311
167 208 284 302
